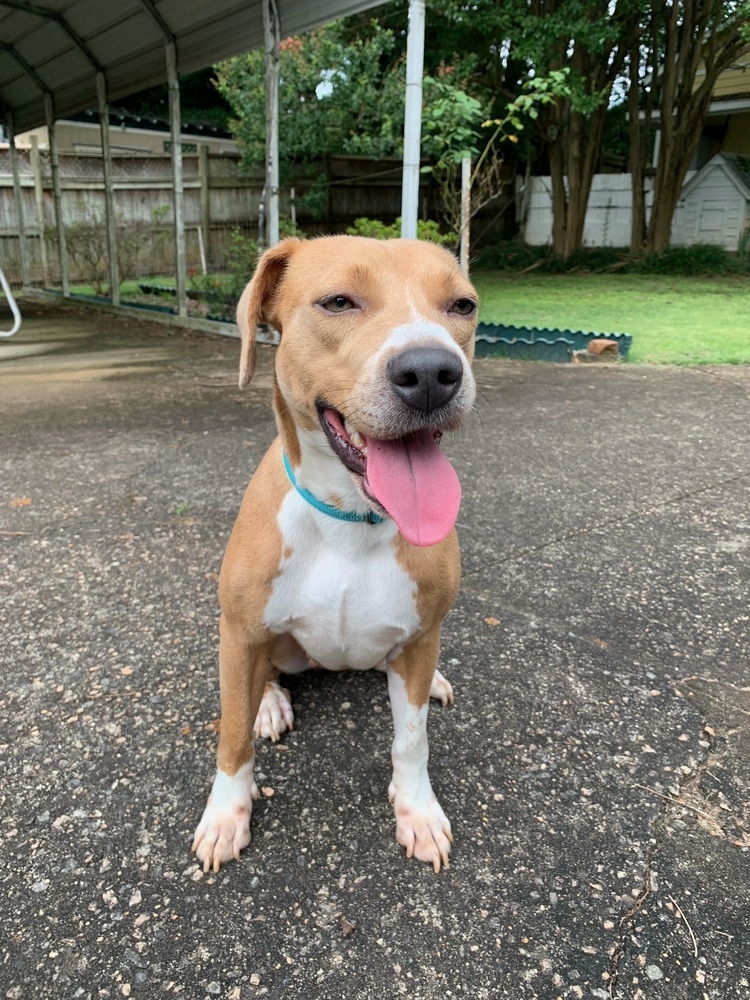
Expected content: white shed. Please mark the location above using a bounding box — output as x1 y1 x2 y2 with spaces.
672 153 750 251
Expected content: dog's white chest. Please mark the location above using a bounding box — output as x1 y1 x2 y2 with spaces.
264 492 421 670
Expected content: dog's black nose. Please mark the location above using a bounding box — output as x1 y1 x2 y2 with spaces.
388 347 464 414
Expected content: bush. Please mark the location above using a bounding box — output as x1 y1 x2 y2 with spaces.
346 217 454 246
472 240 750 277
637 243 731 276
472 241 548 270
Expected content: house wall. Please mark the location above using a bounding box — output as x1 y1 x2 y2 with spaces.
723 113 750 155
16 120 238 156
708 54 750 100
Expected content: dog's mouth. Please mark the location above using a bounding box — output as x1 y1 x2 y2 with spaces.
317 403 462 547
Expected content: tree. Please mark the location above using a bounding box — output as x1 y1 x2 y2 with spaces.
417 0 644 257
213 22 407 171
628 1 750 253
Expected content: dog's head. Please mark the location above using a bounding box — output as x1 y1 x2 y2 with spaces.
237 235 478 545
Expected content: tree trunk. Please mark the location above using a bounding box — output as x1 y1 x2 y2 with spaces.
642 0 747 253
628 37 647 252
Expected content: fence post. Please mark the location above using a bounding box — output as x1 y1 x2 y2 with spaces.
459 156 471 277
199 143 211 269
30 135 49 287
96 72 120 306
6 112 30 288
165 40 187 317
263 0 280 248
400 0 425 239
44 94 69 296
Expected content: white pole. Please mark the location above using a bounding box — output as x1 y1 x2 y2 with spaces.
166 40 187 317
30 135 49 287
263 0 281 248
6 112 30 288
400 0 425 240
96 72 121 306
44 94 69 296
459 156 471 277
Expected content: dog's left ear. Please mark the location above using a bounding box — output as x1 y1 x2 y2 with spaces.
237 238 303 388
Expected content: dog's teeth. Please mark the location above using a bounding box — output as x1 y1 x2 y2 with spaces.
350 430 365 450
362 446 368 458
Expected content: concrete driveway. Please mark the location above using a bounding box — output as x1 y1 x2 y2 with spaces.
1 297 749 999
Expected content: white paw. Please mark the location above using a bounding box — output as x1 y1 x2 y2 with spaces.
192 763 258 872
430 668 454 706
254 681 294 741
389 787 453 873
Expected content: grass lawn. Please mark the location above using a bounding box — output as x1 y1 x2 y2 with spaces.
472 272 750 365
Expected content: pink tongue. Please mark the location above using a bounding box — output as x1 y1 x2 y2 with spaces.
364 430 461 546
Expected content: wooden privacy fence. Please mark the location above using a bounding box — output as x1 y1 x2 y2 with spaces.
0 148 514 287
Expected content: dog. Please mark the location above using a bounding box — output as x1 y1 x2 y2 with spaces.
192 235 478 873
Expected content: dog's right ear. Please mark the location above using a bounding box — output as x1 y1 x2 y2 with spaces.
237 238 302 388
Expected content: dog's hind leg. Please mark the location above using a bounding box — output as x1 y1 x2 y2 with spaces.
254 670 294 742
373 660 454 706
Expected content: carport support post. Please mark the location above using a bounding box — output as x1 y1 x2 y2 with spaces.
6 112 30 288
199 143 211 268
263 0 281 248
459 156 471 277
30 136 49 288
44 95 69 296
400 0 425 240
96 73 121 307
166 41 187 317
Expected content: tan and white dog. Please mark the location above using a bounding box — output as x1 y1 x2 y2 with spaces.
192 235 478 873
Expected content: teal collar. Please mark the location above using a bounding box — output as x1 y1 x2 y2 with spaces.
282 451 385 524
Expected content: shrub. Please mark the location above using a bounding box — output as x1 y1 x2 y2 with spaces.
346 217 454 246
637 244 731 276
472 240 748 276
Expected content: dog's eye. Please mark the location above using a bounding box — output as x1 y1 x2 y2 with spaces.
320 295 356 313
450 298 477 316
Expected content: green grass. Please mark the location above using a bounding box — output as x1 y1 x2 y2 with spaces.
67 279 171 298
473 272 750 365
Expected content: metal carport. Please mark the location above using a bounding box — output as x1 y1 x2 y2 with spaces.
0 0 426 322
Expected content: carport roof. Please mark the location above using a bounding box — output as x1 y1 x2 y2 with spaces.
0 0 384 133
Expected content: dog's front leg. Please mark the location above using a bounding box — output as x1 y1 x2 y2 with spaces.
192 614 271 872
386 628 452 873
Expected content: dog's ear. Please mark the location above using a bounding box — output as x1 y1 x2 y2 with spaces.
237 238 303 388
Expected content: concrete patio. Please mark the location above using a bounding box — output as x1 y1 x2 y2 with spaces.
1 297 749 999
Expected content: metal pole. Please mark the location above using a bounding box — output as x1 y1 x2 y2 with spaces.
263 0 280 248
199 143 211 269
400 0 425 240
96 72 121 306
44 94 69 295
6 111 30 288
166 40 187 317
30 135 49 287
459 156 471 277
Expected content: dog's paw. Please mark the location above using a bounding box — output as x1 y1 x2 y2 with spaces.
192 764 257 872
430 668 454 706
389 791 453 873
254 681 294 741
